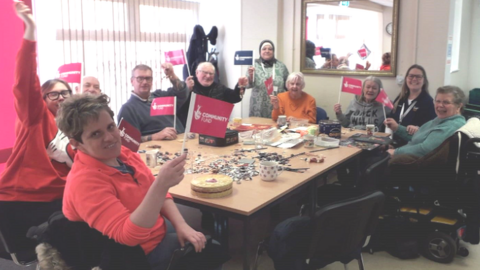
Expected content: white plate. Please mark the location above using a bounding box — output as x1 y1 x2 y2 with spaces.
281 133 301 140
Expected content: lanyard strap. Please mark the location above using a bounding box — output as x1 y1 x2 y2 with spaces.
261 63 275 80
399 100 417 124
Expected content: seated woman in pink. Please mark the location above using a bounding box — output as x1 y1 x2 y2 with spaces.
56 94 207 270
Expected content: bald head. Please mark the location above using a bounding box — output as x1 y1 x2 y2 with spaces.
76 76 101 95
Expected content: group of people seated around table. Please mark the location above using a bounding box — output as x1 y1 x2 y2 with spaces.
0 2 470 269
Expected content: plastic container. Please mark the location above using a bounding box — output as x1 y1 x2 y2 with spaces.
315 136 340 147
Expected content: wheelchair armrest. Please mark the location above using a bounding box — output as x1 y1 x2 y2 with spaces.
365 154 390 176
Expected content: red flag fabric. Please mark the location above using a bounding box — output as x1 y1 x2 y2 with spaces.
164 50 186 66
376 88 394 109
264 76 274 95
118 118 141 152
150 97 175 116
315 47 321 56
357 44 371 60
355 64 365 70
58 63 82 83
341 77 363 95
189 94 233 138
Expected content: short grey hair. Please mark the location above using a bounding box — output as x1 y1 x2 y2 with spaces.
56 94 114 143
360 76 383 102
436 85 466 112
131 64 152 78
196 62 216 72
285 72 305 89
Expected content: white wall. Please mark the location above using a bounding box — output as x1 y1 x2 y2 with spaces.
444 0 472 94
468 0 480 97
198 0 242 118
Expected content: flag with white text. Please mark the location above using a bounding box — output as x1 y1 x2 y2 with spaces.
118 118 141 152
165 50 186 66
150 96 176 116
341 77 363 95
186 93 233 138
376 88 394 109
234 50 253 65
58 63 82 83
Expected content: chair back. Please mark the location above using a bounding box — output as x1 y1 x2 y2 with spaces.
316 107 328 123
307 191 385 261
0 202 37 266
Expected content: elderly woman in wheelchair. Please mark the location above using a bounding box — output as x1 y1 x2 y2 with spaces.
385 85 466 158
380 86 480 263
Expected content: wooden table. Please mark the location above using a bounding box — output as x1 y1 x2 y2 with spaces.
140 117 363 270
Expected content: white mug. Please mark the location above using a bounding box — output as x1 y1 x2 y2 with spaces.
259 161 283 181
366 124 379 136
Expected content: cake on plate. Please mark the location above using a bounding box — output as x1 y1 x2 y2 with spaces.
191 174 233 198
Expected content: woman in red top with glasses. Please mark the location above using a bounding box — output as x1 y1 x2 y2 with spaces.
387 64 436 147
0 1 75 252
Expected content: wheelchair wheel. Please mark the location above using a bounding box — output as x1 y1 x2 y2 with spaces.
423 231 457 263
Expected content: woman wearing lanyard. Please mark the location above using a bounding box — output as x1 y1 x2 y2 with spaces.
246 40 290 118
388 65 436 147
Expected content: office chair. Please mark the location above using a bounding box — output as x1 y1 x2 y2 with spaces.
316 107 328 123
258 191 385 270
0 202 38 267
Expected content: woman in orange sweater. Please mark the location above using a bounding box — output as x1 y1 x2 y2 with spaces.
271 72 317 123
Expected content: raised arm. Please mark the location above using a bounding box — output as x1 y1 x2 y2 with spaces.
13 1 45 126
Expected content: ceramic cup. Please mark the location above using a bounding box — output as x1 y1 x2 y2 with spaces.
366 124 379 136
259 161 283 181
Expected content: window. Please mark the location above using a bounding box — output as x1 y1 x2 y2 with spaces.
35 0 199 116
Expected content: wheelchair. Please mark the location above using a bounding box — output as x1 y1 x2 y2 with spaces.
378 119 480 263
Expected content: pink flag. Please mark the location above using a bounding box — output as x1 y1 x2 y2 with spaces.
164 50 186 66
58 63 82 83
264 76 274 95
355 64 365 70
150 97 175 116
376 88 394 109
315 46 321 56
189 94 234 138
357 44 371 60
341 77 363 95
118 118 141 152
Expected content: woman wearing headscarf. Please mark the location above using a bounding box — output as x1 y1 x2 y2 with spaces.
246 40 290 118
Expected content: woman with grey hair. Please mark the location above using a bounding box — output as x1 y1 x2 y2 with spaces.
385 85 466 157
334 76 391 130
270 72 317 123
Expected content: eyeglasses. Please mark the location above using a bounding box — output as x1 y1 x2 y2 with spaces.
198 70 214 76
434 100 454 106
134 76 153 83
407 74 424 80
44 90 72 101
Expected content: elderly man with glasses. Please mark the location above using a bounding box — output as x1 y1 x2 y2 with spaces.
178 62 248 127
118 64 194 142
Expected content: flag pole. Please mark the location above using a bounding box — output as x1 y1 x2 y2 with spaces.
174 96 177 131
253 51 255 84
337 76 343 104
78 62 84 94
382 104 386 120
181 93 196 153
184 49 191 77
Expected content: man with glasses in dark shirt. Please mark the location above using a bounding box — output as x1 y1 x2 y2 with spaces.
118 64 193 142
178 62 248 127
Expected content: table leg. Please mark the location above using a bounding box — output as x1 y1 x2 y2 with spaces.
243 219 250 270
213 214 229 249
310 179 318 217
